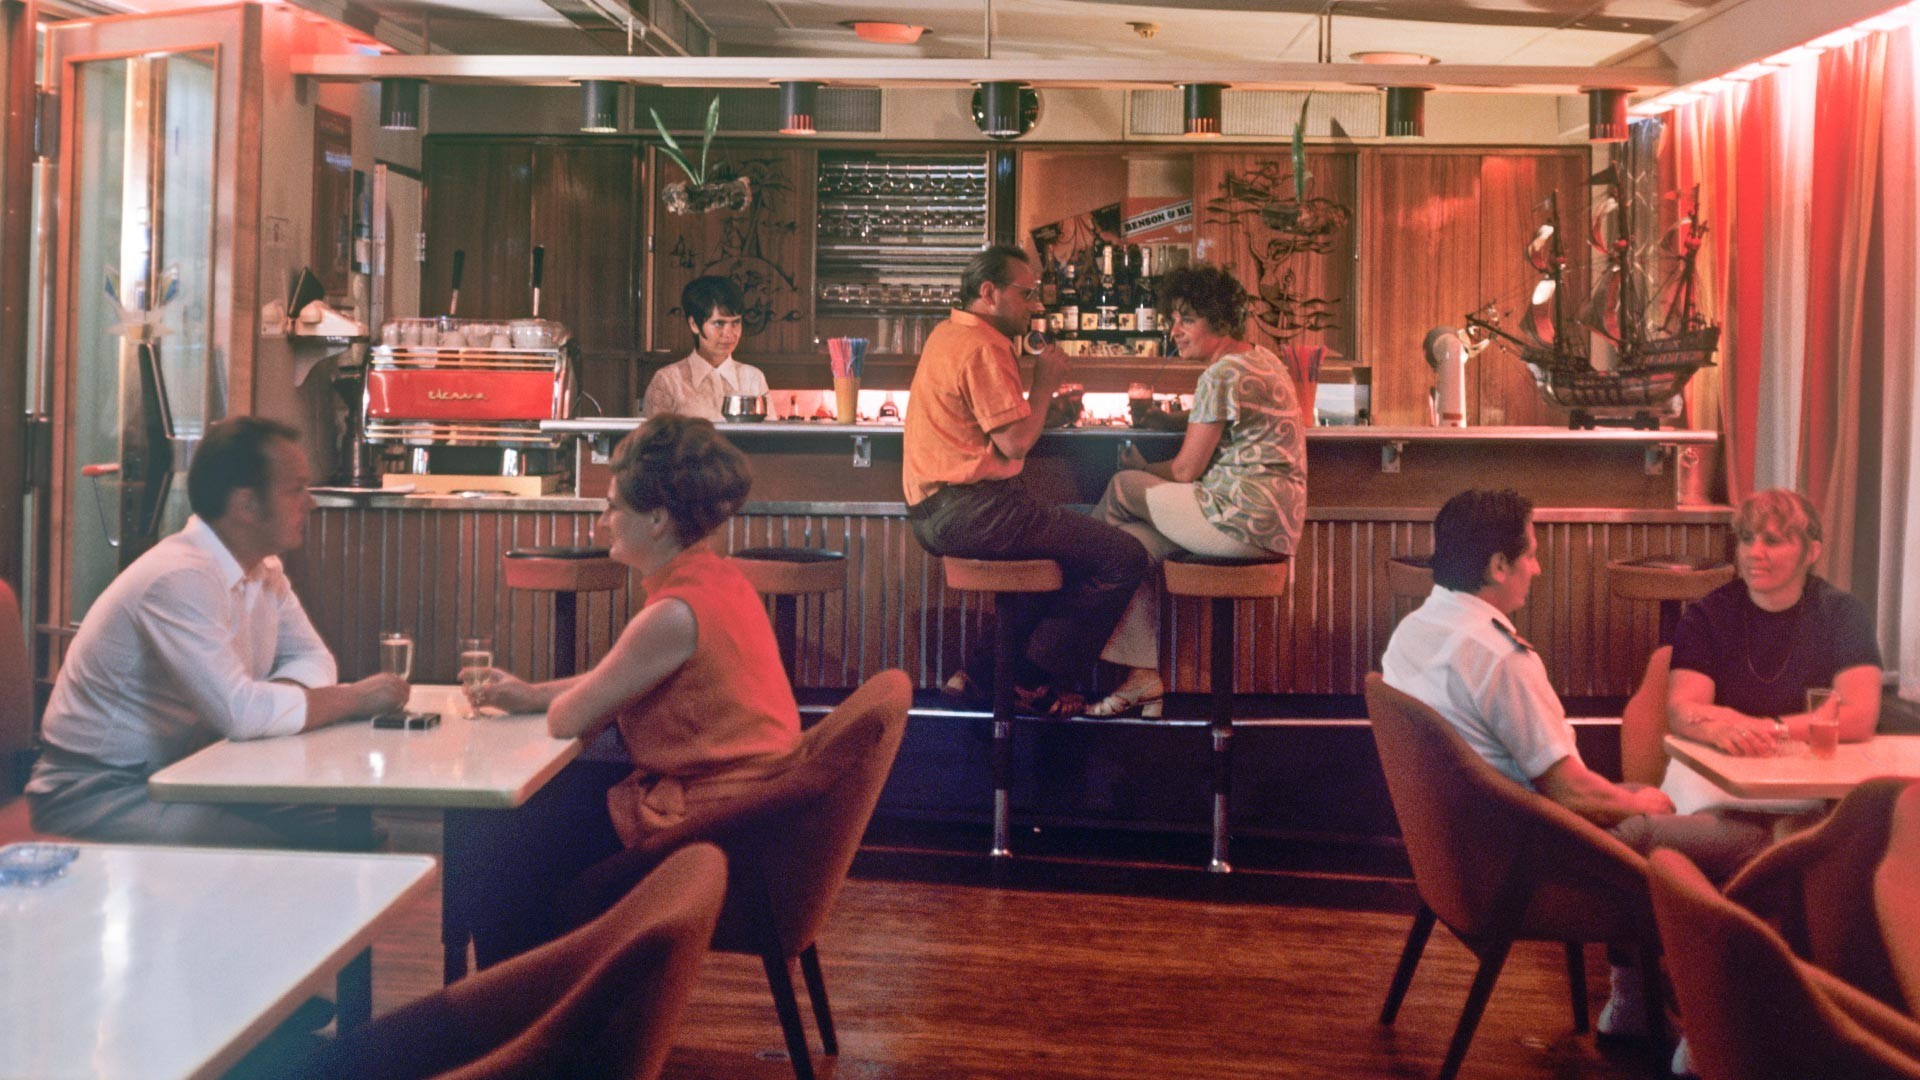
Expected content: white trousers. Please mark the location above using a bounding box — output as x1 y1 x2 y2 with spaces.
1093 469 1269 669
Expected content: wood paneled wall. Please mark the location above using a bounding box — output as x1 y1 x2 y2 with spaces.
1193 149 1358 365
292 503 1725 702
649 146 815 359
1361 149 1591 426
422 137 643 417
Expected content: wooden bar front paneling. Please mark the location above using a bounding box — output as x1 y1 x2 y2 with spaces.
292 497 1726 701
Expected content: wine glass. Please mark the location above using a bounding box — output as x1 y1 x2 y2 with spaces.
378 631 413 681
459 636 494 713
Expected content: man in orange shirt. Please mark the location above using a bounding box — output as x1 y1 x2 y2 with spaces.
904 245 1148 717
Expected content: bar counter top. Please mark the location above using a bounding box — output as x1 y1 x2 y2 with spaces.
540 418 1722 445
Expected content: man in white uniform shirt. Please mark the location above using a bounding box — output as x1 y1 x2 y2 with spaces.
27 416 409 846
1382 488 1770 1044
641 275 769 421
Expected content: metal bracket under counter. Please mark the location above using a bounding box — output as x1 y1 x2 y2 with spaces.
1309 425 1720 474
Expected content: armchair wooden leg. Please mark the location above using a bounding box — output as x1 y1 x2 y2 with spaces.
1380 902 1437 1024
761 952 816 1080
798 944 838 1056
1564 942 1589 1033
1439 938 1513 1080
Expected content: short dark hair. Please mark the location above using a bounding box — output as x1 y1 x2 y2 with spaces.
610 415 752 546
188 415 302 521
1430 489 1535 593
960 244 1030 306
1158 264 1248 336
682 275 745 326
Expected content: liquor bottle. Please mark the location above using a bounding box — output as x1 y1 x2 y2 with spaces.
1133 247 1157 333
1078 252 1099 333
1040 257 1059 307
1095 245 1119 331
1058 263 1081 338
1115 246 1137 331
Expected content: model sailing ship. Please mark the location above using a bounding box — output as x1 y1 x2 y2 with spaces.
1464 169 1720 429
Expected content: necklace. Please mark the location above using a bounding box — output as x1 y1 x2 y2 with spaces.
1742 599 1800 684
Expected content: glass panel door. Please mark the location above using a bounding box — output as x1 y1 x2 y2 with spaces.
59 49 217 620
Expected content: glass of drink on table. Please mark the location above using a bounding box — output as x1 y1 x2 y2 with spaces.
459 637 494 714
379 631 413 680
1805 688 1841 760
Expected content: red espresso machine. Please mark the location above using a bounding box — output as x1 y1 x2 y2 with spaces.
363 316 577 495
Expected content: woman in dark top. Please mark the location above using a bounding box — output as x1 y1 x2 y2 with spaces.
1667 488 1882 758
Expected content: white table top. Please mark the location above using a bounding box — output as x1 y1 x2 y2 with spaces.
0 843 435 1080
148 686 581 810
1663 734 1920 800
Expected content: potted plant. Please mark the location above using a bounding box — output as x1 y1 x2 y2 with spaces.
1258 93 1348 238
651 96 751 214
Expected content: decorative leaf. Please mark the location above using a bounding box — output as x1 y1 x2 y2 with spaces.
698 96 721 189
649 107 699 185
1291 91 1313 203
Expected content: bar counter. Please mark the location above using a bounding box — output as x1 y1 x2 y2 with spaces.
297 422 1728 701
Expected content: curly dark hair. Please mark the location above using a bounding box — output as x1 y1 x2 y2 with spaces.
610 415 752 546
1157 264 1248 336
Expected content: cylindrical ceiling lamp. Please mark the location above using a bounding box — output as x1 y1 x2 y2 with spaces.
580 80 621 133
1182 83 1225 137
977 81 1027 138
779 81 819 135
379 78 422 131
1586 87 1630 142
1384 86 1427 138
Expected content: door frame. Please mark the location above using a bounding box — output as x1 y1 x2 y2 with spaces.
42 2 262 634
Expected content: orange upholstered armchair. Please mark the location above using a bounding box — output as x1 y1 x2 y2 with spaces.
1875 782 1920 1015
295 842 727 1080
1365 675 1663 1080
560 670 913 1080
1650 847 1920 1080
1722 776 1914 1013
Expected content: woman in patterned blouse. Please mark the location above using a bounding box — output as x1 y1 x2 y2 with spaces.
1086 264 1308 717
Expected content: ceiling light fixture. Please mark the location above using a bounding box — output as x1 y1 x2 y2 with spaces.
778 81 819 135
579 79 621 133
974 81 1038 139
847 21 928 45
1351 51 1437 65
1384 86 1428 137
378 77 422 130
1182 83 1224 137
1585 87 1629 142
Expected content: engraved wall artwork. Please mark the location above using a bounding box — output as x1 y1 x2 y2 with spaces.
1204 160 1352 343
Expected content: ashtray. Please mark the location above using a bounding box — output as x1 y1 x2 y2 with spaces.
0 842 81 887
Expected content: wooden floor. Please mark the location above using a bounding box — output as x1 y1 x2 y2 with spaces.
367 816 1672 1080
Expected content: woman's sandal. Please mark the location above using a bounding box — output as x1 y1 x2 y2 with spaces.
1086 678 1165 719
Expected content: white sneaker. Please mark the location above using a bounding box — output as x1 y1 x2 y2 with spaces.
1670 1036 1695 1077
1596 964 1648 1038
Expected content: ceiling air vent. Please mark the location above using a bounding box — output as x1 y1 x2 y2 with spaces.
1129 89 1382 139
645 87 882 134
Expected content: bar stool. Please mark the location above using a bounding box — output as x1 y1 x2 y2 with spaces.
730 547 848 683
1163 551 1290 874
941 556 1064 859
1608 554 1734 644
1386 553 1434 609
502 546 629 679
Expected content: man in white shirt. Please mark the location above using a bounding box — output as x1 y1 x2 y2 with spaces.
641 275 769 421
1382 488 1770 1041
27 416 409 846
